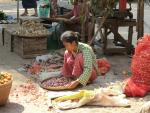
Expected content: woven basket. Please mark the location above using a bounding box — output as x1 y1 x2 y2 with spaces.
40 77 72 91
0 79 12 106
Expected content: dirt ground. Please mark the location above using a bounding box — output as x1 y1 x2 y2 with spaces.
0 2 150 113
1 41 150 113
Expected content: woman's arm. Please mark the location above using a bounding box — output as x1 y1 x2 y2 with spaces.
61 50 69 76
56 11 73 19
70 16 81 24
77 49 93 86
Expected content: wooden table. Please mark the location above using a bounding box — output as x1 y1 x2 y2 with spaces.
96 18 136 54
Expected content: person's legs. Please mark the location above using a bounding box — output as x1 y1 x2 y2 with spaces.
31 1 38 17
21 8 28 16
72 53 97 82
61 51 75 78
32 8 38 16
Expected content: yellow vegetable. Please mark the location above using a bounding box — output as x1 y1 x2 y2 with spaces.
54 90 95 102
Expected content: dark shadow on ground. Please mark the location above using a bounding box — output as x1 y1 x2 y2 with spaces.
0 102 24 113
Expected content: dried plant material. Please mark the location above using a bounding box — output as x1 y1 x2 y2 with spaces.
13 20 50 37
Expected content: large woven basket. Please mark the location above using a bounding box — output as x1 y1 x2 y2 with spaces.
0 79 12 106
40 77 72 91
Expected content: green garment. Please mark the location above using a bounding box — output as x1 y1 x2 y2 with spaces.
38 0 51 17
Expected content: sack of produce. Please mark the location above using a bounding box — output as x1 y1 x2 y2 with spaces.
0 72 12 106
97 58 111 75
131 34 150 84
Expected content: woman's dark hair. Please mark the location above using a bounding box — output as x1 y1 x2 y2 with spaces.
61 31 81 44
74 0 83 3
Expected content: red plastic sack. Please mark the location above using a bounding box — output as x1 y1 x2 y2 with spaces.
97 58 111 75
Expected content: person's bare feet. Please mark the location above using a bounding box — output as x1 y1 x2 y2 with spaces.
31 13 38 17
20 12 28 16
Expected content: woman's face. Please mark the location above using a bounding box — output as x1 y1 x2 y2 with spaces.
63 41 76 52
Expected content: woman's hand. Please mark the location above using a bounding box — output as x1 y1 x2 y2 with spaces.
66 80 79 90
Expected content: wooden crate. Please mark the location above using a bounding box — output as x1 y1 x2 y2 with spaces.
0 28 3 45
4 28 14 52
13 36 48 59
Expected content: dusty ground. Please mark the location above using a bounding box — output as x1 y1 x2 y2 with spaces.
1 41 150 113
0 2 150 113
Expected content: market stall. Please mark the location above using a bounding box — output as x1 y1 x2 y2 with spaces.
3 20 51 58
88 0 145 54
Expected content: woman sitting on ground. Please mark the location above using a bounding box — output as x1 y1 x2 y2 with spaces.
60 31 110 89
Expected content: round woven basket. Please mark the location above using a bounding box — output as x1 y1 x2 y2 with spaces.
0 79 12 106
40 77 72 91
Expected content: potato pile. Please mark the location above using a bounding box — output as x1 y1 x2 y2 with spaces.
14 20 50 37
0 72 12 85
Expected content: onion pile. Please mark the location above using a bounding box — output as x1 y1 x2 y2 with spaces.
14 20 50 37
42 76 72 88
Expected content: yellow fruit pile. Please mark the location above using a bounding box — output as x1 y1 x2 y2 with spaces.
0 72 12 85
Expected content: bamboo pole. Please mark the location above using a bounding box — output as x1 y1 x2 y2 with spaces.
17 0 19 23
137 0 144 39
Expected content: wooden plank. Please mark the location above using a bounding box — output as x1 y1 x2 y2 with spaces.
4 29 12 51
2 28 4 45
137 0 144 39
127 26 134 54
22 51 48 59
17 0 19 23
97 18 136 27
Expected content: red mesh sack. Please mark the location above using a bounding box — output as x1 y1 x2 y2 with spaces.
131 34 150 84
97 58 111 75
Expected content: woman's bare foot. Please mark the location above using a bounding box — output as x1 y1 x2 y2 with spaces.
31 13 38 17
20 12 28 16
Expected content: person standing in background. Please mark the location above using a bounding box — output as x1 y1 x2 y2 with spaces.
38 0 51 18
21 0 38 16
50 0 58 17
